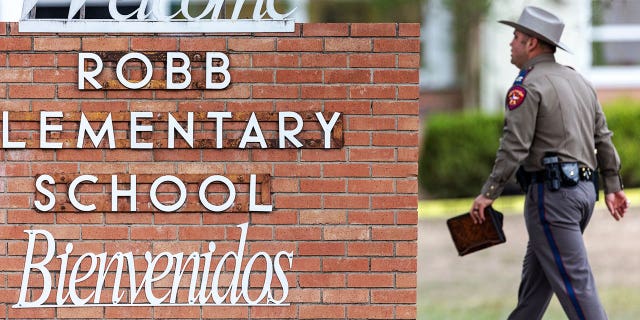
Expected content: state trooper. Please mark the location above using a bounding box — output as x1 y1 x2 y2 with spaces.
469 6 630 320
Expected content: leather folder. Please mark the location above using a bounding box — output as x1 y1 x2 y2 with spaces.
446 206 506 256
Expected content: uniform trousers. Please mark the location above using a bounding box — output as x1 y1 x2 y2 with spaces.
507 180 607 320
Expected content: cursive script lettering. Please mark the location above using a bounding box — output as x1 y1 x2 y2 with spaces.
15 224 293 308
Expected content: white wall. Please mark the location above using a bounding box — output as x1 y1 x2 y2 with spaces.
0 2 23 21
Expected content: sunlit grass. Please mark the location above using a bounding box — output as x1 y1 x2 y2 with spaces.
419 188 640 219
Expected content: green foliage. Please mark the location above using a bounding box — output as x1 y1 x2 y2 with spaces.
419 99 640 199
601 99 640 188
308 0 425 23
419 112 503 198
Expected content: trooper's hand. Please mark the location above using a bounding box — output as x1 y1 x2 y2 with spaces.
470 195 494 224
605 190 630 221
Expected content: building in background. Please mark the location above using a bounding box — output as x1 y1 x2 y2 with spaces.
4 0 638 115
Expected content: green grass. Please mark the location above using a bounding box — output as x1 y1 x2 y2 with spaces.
419 188 640 219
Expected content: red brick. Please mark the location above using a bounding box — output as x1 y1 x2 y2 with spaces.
9 84 55 99
325 100 371 114
299 210 347 224
347 273 394 287
105 306 153 318
0 68 31 82
324 195 369 209
82 37 129 51
131 37 178 51
276 69 322 83
8 307 55 319
301 149 346 162
57 307 103 318
275 226 322 240
397 179 418 194
398 116 420 131
275 195 322 209
0 37 31 51
372 163 418 177
228 38 275 51
350 85 396 99
374 38 421 52
324 69 370 84
230 69 274 83
373 132 418 147
253 53 299 67
303 23 349 36
373 226 417 240
397 241 418 256
33 69 76 83
301 53 348 67
82 226 129 240
397 305 418 319
373 101 419 115
348 242 394 256
253 85 299 99
371 258 416 272
350 53 396 68
349 148 395 162
299 305 346 319
34 37 80 51
399 53 421 68
348 211 395 225
397 273 417 288
298 273 344 288
348 179 394 193
324 226 369 240
351 23 397 37
323 289 370 303
301 85 347 99
251 149 297 162
203 84 251 99
274 164 321 177
348 305 395 319
323 257 369 272
131 226 178 240
399 85 420 99
399 23 421 36
325 38 372 52
277 38 323 52
372 195 417 209
299 241 346 256
374 69 419 83
179 37 226 51
251 305 297 319
371 289 416 303
300 179 346 193
324 163 370 177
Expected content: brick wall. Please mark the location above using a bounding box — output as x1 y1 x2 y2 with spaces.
0 22 420 319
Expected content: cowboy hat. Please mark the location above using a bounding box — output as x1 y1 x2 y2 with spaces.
499 6 570 53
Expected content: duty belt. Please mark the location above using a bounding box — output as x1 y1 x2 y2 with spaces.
530 167 594 184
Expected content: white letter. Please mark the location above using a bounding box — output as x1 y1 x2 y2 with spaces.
40 111 63 149
16 230 55 308
199 175 236 212
56 243 73 305
152 0 182 21
239 113 267 149
242 252 272 304
130 112 153 149
168 112 193 148
77 113 115 149
109 0 151 21
206 52 230 89
266 0 295 19
166 52 192 90
207 112 231 149
78 52 103 90
69 175 97 212
150 175 187 212
143 252 173 305
181 0 217 20
117 53 153 89
316 112 341 148
35 175 55 212
278 112 303 148
112 175 136 211
250 174 272 212
3 111 26 148
68 253 98 305
269 251 293 304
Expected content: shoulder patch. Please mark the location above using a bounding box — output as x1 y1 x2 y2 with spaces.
506 86 527 110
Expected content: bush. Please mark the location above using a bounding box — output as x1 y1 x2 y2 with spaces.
419 112 503 198
602 99 640 188
419 99 640 199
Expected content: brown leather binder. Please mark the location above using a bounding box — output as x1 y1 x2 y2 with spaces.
446 206 506 256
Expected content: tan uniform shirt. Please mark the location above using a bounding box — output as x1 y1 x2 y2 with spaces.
481 54 623 199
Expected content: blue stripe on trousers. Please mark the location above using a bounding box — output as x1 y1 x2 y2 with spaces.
537 183 586 320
